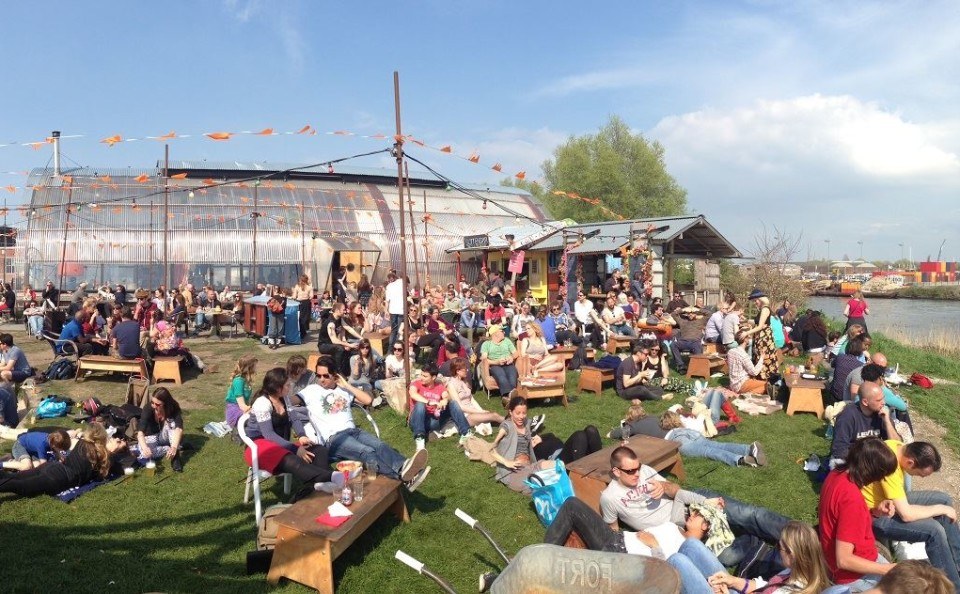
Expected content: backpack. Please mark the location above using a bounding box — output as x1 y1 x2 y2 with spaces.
909 372 933 389
36 396 69 419
257 504 293 550
769 316 786 348
43 358 76 381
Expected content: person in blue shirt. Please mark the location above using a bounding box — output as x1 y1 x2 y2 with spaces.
2 429 73 471
0 333 34 382
58 311 108 356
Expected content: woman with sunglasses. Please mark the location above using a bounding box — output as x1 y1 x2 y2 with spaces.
132 387 186 472
348 338 380 395
643 340 671 389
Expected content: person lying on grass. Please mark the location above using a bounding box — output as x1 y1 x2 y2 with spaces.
0 423 125 498
1 428 75 471
659 410 767 468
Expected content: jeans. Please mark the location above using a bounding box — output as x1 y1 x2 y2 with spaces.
669 429 749 467
842 555 888 592
268 312 284 341
349 379 373 395
409 400 471 438
327 427 407 480
28 316 43 337
610 323 636 337
670 338 703 370
703 390 725 423
543 497 625 552
0 385 17 427
617 384 665 401
693 488 789 571
668 538 726 594
317 343 349 376
389 313 403 350
871 491 960 592
489 363 519 394
194 312 207 330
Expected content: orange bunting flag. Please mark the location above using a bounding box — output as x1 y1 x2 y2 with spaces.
4 186 14 194
205 132 233 141
440 145 452 153
369 133 387 140
62 175 74 185
255 128 274 136
100 135 122 147
409 137 425 147
393 134 404 143
283 183 296 191
332 130 352 136
170 173 188 180
262 181 274 188
202 178 215 186
491 162 502 172
100 175 112 183
468 153 480 163
156 131 177 141
237 182 249 188
515 171 526 180
135 174 149 183
29 143 44 151
240 197 251 203
296 125 312 134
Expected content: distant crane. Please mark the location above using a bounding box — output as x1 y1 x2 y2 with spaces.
937 239 947 262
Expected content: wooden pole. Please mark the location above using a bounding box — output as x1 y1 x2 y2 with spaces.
252 183 259 289
404 163 421 293
163 144 170 291
393 72 412 398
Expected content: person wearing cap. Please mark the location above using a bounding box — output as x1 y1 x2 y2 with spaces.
480 324 519 400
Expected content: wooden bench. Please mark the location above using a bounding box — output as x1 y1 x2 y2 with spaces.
75 356 149 382
516 377 568 407
686 354 727 379
153 355 184 385
785 373 826 419
550 345 578 369
307 354 320 374
606 334 637 353
267 477 409 593
567 435 686 513
577 365 615 396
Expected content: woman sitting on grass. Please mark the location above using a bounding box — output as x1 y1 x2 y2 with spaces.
492 396 599 495
0 423 125 498
659 410 766 468
225 354 257 428
132 387 185 472
445 358 504 431
677 520 837 594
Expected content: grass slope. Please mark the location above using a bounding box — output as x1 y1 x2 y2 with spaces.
0 325 954 593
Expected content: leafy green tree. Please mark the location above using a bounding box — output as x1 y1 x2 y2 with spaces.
512 116 687 222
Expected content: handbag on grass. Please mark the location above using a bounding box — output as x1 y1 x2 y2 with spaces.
524 459 574 527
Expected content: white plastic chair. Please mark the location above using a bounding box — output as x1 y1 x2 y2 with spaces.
237 412 293 526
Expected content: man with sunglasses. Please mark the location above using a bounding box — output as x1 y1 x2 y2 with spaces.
297 356 430 492
601 446 790 577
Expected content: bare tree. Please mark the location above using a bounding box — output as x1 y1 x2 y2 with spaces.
726 224 808 309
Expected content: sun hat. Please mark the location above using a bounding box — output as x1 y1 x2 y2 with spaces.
135 289 150 299
488 324 503 334
747 289 766 300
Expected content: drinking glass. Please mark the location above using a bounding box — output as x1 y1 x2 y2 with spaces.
365 461 378 482
352 476 364 502
620 422 632 446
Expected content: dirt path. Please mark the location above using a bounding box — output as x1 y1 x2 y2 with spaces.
907 412 960 503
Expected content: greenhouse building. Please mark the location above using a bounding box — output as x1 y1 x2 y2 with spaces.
17 162 548 292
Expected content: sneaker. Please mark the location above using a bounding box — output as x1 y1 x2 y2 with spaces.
431 430 446 440
171 453 184 473
415 436 427 451
479 571 498 593
739 455 759 467
750 441 767 466
529 414 546 434
314 471 348 493
405 465 431 493
442 425 459 438
458 431 474 447
661 392 675 401
401 448 429 482
370 395 384 409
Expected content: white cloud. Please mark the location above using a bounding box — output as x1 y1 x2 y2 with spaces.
222 0 261 23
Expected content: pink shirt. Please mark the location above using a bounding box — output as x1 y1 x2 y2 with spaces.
846 298 868 318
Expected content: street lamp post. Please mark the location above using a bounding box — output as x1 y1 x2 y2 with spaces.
898 242 904 267
824 239 831 263
858 240 864 260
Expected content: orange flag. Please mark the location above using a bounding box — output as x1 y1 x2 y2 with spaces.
170 173 188 179
255 128 274 136
156 131 177 141
237 182 249 188
240 197 251 203
468 153 480 163
62 175 74 185
296 125 312 134
202 178 216 186
440 145 452 153
4 186 14 194
333 130 352 135
135 174 149 183
100 175 112 183
100 135 122 147
369 133 387 140
515 171 526 180
491 163 502 172
205 132 233 141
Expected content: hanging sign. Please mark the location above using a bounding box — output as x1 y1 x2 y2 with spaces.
464 234 489 249
508 250 525 274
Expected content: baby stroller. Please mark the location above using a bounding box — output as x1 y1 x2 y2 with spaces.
395 508 681 594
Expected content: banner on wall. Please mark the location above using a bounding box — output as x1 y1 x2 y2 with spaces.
508 250 525 274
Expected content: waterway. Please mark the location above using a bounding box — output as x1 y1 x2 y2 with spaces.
807 296 960 347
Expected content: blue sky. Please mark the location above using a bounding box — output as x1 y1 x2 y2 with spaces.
2 1 958 262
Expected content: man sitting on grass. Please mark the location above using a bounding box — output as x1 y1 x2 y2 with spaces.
0 334 34 383
861 441 960 593
297 356 430 492
830 382 900 467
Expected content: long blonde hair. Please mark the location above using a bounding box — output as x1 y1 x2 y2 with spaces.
81 423 113 478
659 410 684 430
233 354 258 385
778 521 833 594
525 321 544 340
625 399 647 422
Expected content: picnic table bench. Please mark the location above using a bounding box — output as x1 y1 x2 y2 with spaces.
75 355 149 382
566 435 686 513
578 365 615 395
267 476 408 593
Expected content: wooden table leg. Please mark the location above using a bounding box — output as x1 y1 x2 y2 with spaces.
267 524 335 594
391 491 410 523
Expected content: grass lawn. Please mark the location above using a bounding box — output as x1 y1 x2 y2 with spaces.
0 324 953 593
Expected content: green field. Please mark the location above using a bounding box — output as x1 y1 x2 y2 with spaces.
0 325 953 593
